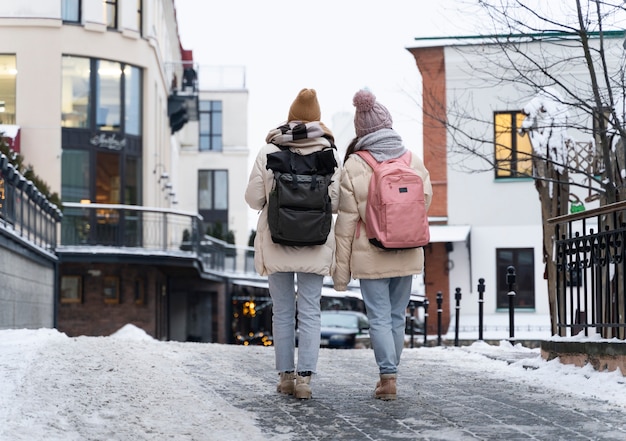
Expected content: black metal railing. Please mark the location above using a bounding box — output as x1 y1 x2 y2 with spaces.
0 154 62 251
548 200 626 339
60 202 257 275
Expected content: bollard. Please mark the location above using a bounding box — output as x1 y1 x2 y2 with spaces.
454 287 462 346
477 278 485 341
423 298 429 347
507 266 516 339
409 302 416 348
436 291 443 346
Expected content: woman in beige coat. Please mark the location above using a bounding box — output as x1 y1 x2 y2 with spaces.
333 89 432 400
245 88 341 400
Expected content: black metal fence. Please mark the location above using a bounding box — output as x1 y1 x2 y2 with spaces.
0 154 62 251
548 200 626 339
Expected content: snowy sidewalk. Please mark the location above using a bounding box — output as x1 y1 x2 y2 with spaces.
1 326 626 440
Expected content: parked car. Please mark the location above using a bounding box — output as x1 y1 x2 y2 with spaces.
320 310 371 349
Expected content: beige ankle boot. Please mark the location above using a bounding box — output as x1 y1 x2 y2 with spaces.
294 372 312 399
374 374 397 400
276 371 295 395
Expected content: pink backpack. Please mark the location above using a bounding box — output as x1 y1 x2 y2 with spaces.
355 150 429 249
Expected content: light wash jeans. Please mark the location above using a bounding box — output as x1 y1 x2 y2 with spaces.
268 272 323 373
360 276 412 375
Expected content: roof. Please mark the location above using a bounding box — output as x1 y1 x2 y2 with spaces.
408 30 625 49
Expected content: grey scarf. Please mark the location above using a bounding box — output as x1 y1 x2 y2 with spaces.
354 128 406 162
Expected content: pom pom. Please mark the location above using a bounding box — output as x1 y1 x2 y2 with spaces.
353 90 376 111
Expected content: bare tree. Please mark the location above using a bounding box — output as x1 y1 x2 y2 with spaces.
418 0 626 333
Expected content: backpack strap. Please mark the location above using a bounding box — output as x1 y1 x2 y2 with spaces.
355 150 412 168
354 150 378 169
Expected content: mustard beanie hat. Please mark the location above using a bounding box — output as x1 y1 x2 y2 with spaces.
287 88 321 123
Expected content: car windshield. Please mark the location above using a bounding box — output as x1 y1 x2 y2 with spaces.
321 313 359 329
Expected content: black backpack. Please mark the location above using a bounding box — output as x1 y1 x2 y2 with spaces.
266 145 337 246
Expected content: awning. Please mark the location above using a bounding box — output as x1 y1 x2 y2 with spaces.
429 225 470 243
231 279 268 289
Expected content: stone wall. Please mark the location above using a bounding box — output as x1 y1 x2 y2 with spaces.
0 234 56 329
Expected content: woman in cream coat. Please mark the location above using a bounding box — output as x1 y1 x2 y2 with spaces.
245 88 341 400
333 89 432 401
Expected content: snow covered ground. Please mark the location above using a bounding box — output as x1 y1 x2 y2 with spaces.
1 324 625 440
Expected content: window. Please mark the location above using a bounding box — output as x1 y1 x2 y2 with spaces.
0 55 17 125
496 248 535 309
103 276 120 304
199 100 223 151
136 0 143 35
62 56 91 128
134 278 145 305
96 60 122 131
61 276 83 303
62 0 80 23
494 111 533 179
198 170 228 229
124 65 142 135
61 150 90 202
104 0 118 29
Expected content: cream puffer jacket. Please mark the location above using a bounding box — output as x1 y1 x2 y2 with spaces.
245 137 342 277
333 152 433 291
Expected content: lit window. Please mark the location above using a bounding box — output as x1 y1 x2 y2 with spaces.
0 55 17 125
494 111 533 178
199 100 223 152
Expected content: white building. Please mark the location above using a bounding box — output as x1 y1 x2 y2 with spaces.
407 31 624 339
0 0 251 342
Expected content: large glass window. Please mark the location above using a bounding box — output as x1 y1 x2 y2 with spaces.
199 100 223 152
494 111 533 179
124 65 141 135
62 56 91 128
96 60 122 131
62 0 80 23
496 248 535 309
0 55 17 125
104 0 118 29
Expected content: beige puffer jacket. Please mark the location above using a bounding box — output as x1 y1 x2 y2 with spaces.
333 152 433 291
245 136 342 277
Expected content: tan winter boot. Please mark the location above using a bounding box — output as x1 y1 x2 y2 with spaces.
294 372 312 399
374 374 397 401
276 371 295 395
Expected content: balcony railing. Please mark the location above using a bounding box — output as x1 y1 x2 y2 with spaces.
60 202 257 275
548 200 626 339
0 154 62 252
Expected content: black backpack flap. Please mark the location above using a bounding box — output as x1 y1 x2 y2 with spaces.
267 148 337 175
266 149 292 174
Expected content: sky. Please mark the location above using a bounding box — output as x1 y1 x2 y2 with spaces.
1 324 625 440
173 0 483 158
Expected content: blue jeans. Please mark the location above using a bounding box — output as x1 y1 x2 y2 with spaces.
268 272 323 373
360 276 412 375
